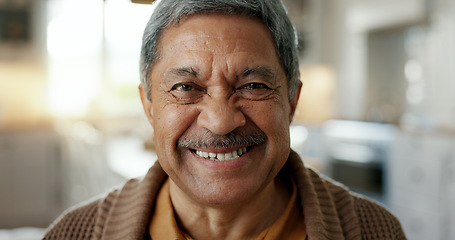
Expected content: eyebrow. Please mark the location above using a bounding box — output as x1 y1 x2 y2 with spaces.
161 67 200 87
242 66 277 84
163 66 278 84
168 67 199 78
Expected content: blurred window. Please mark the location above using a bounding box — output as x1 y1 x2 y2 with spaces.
46 0 155 117
102 0 155 116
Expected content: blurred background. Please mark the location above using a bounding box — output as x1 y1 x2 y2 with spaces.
0 0 454 239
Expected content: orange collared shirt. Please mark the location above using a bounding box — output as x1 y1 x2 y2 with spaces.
149 178 306 240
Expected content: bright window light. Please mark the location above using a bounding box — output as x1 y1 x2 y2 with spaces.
46 0 103 116
46 0 156 117
47 0 103 58
104 0 156 85
47 61 101 116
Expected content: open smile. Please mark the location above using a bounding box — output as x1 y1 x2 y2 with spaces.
190 147 250 161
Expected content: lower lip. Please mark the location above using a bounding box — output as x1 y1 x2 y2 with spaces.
190 148 254 172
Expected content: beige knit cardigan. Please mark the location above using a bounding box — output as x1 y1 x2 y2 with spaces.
43 151 406 240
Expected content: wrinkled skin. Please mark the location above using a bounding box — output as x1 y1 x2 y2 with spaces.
140 14 300 214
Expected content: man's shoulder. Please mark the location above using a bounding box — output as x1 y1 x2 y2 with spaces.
351 194 407 239
43 164 167 240
43 177 138 240
43 196 103 240
302 166 407 239
323 174 406 239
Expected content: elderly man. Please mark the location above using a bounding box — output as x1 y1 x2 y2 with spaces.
44 0 406 239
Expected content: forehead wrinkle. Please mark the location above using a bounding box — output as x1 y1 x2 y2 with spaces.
173 34 261 56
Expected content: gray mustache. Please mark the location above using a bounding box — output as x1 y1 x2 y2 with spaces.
178 130 266 149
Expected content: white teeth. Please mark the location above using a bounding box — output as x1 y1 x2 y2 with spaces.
233 150 238 157
217 153 225 161
237 148 247 156
195 148 248 161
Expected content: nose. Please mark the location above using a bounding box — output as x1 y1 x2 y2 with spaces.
197 94 246 135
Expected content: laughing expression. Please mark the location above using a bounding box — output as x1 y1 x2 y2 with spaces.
140 14 300 206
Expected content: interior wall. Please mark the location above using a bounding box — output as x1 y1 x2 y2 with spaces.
366 26 409 124
306 0 433 122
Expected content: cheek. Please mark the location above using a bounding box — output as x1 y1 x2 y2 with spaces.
245 99 291 134
152 104 197 150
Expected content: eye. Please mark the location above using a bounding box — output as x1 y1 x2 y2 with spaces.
235 82 275 100
169 83 205 104
173 84 197 92
243 83 270 90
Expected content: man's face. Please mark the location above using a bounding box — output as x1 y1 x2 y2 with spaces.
140 14 300 205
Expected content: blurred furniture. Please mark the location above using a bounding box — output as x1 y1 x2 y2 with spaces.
105 135 156 179
0 129 60 228
322 120 397 203
290 124 328 172
54 121 125 208
388 133 455 240
0 122 125 229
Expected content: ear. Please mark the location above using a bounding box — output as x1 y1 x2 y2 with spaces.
288 82 302 123
139 84 154 126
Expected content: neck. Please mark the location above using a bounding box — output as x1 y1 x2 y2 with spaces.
169 174 292 240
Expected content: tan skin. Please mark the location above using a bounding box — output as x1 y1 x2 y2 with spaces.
140 14 302 240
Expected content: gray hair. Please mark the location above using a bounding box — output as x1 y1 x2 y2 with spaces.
140 0 301 101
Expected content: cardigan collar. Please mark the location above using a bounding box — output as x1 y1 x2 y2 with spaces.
94 150 360 240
